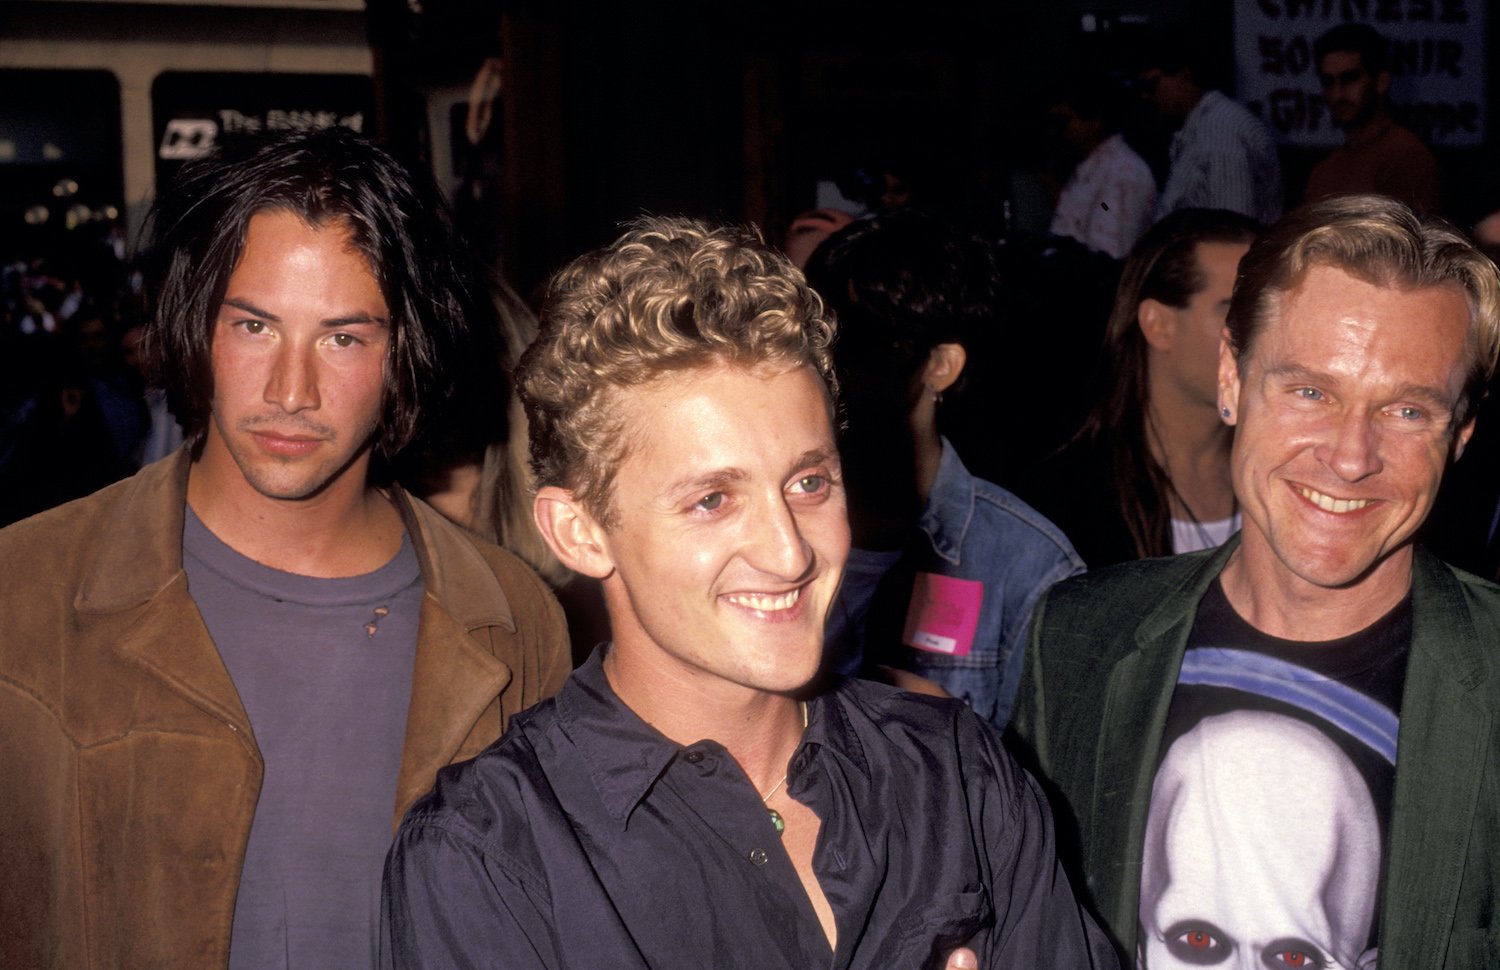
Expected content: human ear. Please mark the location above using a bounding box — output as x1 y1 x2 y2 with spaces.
922 342 968 393
1138 298 1176 352
1453 414 1477 461
533 486 615 579
1375 70 1391 98
1217 328 1241 425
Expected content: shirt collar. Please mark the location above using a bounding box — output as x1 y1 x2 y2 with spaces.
798 686 873 786
553 648 680 829
917 437 974 567
555 647 874 828
1183 89 1222 130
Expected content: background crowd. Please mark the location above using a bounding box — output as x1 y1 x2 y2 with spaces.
4 23 1500 625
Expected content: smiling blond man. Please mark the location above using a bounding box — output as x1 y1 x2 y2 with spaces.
1012 195 1500 968
382 217 1115 969
0 128 569 969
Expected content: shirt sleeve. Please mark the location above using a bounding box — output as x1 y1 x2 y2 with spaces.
381 818 557 969
972 712 1121 969
1199 147 1264 222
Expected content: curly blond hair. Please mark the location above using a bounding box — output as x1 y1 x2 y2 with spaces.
516 216 837 525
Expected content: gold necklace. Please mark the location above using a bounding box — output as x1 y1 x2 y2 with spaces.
760 701 808 837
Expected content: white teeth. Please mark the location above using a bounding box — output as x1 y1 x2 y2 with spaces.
725 588 801 612
1300 487 1370 514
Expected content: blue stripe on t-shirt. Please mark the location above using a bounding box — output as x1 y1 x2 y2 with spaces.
1179 647 1398 764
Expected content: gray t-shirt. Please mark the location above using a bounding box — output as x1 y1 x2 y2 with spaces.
183 507 423 970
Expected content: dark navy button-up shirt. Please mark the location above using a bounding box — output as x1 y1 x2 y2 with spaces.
382 648 1116 969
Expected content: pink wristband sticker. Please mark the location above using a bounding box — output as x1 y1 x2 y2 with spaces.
902 572 983 657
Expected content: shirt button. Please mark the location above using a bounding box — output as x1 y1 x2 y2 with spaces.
683 750 704 764
748 848 768 866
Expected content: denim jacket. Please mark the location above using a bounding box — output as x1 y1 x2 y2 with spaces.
827 439 1084 730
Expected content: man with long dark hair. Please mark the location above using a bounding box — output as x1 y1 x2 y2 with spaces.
1021 208 1261 568
0 127 569 968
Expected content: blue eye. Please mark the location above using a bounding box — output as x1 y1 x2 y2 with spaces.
793 474 826 494
1296 387 1323 401
693 492 725 512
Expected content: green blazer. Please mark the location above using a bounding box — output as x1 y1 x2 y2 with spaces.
1012 538 1499 967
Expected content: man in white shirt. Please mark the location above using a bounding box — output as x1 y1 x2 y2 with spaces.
1048 80 1158 259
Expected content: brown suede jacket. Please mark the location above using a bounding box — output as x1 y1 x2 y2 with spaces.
0 450 571 968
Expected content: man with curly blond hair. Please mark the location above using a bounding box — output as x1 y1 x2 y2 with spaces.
382 217 1116 969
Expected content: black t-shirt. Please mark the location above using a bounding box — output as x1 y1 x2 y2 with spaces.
1138 580 1409 970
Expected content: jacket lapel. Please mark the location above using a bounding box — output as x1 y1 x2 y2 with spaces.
112 575 256 737
78 461 522 825
80 451 254 739
1381 552 1492 966
1090 542 1236 953
390 491 514 823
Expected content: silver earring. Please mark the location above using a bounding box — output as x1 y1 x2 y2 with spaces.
1220 406 1232 419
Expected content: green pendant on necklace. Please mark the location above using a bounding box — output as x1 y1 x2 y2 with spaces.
758 701 806 839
